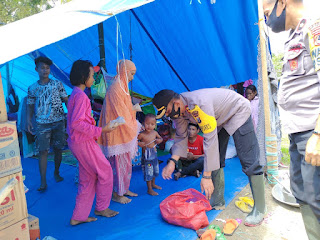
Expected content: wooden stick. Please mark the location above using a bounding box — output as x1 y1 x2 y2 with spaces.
257 0 278 184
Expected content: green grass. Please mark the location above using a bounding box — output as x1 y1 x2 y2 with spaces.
281 135 290 165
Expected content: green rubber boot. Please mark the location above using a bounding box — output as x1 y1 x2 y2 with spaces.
300 204 320 240
210 168 225 210
244 174 266 226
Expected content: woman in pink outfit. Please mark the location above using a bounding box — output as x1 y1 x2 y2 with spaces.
245 85 259 132
67 60 119 226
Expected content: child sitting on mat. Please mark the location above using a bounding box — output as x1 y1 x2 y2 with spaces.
174 123 204 180
138 114 163 195
67 60 120 226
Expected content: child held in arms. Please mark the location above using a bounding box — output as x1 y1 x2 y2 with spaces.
138 114 163 195
174 123 204 180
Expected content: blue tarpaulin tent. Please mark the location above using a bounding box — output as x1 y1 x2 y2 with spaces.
0 1 260 239
0 0 259 99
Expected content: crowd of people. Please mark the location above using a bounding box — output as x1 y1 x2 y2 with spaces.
24 0 320 238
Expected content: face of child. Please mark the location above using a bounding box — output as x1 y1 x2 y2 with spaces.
85 67 95 88
188 125 199 138
35 62 50 79
246 89 256 101
144 116 156 132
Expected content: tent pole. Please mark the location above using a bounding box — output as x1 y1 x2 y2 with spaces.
98 22 106 71
0 73 8 122
257 0 278 184
6 63 11 97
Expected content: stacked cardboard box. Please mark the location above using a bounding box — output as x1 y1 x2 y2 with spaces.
28 214 40 240
0 121 30 240
0 121 22 177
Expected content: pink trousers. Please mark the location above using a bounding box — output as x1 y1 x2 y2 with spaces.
69 140 113 221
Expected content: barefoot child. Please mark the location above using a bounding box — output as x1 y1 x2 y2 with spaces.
67 60 119 226
138 114 163 195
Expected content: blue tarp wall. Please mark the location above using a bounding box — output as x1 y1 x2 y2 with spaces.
0 0 258 100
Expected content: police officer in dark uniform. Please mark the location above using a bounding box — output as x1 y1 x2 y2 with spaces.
263 0 320 239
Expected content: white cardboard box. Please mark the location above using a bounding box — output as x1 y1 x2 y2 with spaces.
0 121 22 178
0 172 28 231
0 218 30 240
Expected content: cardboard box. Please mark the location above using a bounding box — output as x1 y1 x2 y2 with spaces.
0 172 28 231
0 218 29 240
28 214 40 240
0 121 22 178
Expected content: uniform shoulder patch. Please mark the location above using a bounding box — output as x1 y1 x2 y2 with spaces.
308 18 320 71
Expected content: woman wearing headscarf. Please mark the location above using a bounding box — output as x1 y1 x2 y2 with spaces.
98 60 139 204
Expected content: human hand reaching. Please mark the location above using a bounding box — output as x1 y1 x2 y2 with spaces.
132 103 142 112
162 161 175 180
102 121 117 133
200 178 214 200
138 141 146 148
305 133 320 166
187 152 194 160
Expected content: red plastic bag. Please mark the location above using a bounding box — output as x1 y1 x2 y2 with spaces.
160 188 212 230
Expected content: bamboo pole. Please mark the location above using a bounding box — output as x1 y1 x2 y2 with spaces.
98 22 106 71
257 0 278 184
0 73 8 122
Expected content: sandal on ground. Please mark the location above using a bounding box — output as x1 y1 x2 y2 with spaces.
208 224 227 240
235 200 251 213
200 229 216 240
208 223 221 232
239 197 254 208
223 219 239 236
37 184 47 192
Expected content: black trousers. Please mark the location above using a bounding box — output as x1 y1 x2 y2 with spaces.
289 130 320 224
218 117 263 176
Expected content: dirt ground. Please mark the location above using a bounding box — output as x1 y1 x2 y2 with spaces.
203 171 308 240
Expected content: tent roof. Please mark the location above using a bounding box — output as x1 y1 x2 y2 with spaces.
0 0 154 65
0 0 259 100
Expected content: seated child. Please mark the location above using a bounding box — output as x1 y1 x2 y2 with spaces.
138 114 163 196
174 123 204 180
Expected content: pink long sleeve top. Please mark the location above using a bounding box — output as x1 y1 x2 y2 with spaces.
250 96 259 132
67 87 102 143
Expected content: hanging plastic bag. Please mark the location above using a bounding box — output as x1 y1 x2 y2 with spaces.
160 188 212 230
91 72 106 100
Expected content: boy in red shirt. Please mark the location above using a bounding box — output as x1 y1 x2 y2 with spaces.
174 123 204 180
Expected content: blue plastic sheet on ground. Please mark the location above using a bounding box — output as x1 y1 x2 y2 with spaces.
23 155 248 240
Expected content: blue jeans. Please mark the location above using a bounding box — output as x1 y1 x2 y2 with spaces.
141 148 159 181
180 157 204 176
